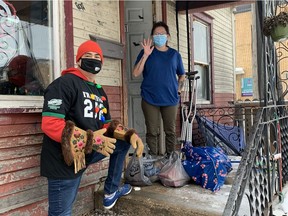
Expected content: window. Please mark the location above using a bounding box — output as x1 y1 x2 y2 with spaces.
0 1 58 106
192 15 212 103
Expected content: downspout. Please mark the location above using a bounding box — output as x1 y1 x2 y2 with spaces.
176 1 182 137
52 0 60 79
119 0 128 126
177 2 192 138
186 2 192 102
186 2 190 74
162 0 167 23
176 1 179 51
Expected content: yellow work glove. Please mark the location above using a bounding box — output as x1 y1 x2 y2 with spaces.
61 121 116 174
61 121 93 173
105 120 144 157
90 128 116 157
126 130 144 157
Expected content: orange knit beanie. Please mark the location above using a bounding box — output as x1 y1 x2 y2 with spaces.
76 40 103 62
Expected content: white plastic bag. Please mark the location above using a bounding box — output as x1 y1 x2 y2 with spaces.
158 151 190 187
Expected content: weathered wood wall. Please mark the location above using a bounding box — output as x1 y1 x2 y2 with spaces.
73 0 122 88
0 110 45 216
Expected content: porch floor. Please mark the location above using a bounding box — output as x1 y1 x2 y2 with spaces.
91 158 251 216
95 182 244 216
90 157 288 216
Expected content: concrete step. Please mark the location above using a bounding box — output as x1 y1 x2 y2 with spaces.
93 156 244 216
94 182 235 216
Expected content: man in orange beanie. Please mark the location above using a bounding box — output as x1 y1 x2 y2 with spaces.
40 40 144 215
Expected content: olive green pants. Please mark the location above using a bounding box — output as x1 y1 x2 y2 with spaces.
141 99 178 155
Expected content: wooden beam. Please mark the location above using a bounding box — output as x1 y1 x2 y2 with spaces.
64 0 74 68
176 0 255 14
162 0 167 23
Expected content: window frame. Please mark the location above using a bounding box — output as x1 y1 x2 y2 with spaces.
191 13 214 105
0 0 61 108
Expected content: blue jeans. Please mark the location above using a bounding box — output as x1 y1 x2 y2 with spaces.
47 139 130 216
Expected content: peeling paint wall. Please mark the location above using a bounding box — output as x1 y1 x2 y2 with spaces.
0 110 110 216
73 0 122 87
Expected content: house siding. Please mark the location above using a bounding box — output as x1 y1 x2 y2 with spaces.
166 1 188 137
208 8 235 105
0 111 44 215
167 4 235 106
0 110 111 216
166 0 189 72
73 0 122 88
166 3 235 136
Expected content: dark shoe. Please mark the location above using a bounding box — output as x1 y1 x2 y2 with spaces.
103 184 132 210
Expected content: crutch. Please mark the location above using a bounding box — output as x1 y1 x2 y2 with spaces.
180 71 199 155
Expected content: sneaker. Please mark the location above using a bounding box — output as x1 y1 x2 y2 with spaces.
103 184 132 210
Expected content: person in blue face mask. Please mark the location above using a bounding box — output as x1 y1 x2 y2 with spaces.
133 21 186 157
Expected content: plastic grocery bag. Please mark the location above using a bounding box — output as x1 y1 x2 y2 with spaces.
158 151 190 187
142 154 168 183
124 152 152 186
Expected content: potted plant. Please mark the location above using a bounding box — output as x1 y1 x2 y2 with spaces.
263 11 288 42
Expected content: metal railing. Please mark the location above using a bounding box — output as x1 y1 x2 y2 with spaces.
222 105 288 216
190 103 287 215
222 0 288 214
188 101 288 215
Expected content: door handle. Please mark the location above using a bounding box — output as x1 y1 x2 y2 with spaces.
138 15 144 19
133 42 140 46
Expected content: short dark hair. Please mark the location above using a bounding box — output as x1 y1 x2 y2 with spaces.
150 21 170 36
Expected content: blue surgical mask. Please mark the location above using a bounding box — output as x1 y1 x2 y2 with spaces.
153 35 167 47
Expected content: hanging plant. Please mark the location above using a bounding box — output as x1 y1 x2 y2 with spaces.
263 11 288 42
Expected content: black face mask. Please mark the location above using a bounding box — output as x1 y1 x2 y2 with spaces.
80 58 102 74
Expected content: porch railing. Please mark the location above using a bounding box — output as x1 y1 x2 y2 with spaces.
194 103 288 216
218 104 288 216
